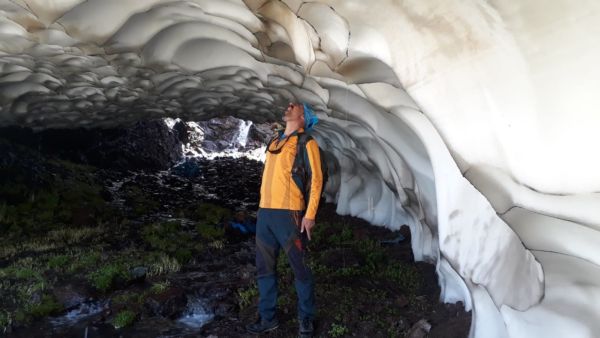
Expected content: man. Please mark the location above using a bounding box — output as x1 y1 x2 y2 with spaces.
246 102 323 337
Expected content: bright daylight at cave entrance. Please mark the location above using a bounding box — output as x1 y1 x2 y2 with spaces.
1 1 599 337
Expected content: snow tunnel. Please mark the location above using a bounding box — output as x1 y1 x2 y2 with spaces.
1 1 599 337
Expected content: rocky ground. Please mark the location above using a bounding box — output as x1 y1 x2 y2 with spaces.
0 126 471 338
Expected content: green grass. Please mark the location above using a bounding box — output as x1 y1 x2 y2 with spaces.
382 263 422 295
0 156 114 237
142 221 196 263
150 280 170 294
69 250 102 272
193 203 231 225
111 291 148 308
87 264 129 292
47 255 70 270
26 294 62 318
328 323 349 337
147 252 181 276
237 284 258 309
196 223 225 241
112 310 136 329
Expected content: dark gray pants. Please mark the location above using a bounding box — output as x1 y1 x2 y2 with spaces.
255 208 315 321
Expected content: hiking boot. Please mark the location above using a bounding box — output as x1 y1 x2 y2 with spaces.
246 317 279 334
299 317 314 338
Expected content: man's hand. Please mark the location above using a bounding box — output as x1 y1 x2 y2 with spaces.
300 217 316 241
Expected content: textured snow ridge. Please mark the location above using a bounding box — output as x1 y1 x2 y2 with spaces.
1 1 600 337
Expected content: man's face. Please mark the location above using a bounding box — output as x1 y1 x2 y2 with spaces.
283 102 304 124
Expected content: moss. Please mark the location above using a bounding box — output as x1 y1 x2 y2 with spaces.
88 264 129 292
13 310 27 324
47 255 70 270
112 310 136 329
26 294 62 318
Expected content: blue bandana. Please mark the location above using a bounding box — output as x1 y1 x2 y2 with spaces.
303 103 318 131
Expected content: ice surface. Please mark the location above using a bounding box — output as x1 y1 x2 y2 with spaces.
1 1 599 337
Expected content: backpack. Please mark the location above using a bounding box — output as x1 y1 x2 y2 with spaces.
291 132 328 208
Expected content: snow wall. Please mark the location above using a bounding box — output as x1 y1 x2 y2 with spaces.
1 1 599 337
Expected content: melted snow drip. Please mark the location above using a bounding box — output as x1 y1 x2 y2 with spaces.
236 120 252 147
49 301 107 327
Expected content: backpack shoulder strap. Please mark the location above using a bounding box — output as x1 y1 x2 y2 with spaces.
296 132 313 166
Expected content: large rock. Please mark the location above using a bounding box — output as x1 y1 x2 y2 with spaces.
94 119 184 170
0 120 185 170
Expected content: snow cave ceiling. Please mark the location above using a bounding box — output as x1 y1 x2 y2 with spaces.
1 1 600 337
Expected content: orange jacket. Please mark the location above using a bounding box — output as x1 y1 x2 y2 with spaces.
259 128 323 219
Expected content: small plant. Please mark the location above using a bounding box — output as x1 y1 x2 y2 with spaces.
328 323 349 337
208 239 225 250
88 264 129 292
77 251 102 269
13 267 39 280
112 291 148 307
142 221 194 261
382 263 421 295
150 280 170 294
237 284 258 309
47 226 106 245
330 226 354 246
67 250 102 273
357 239 387 271
197 223 225 241
47 255 70 270
148 253 181 276
112 310 136 329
